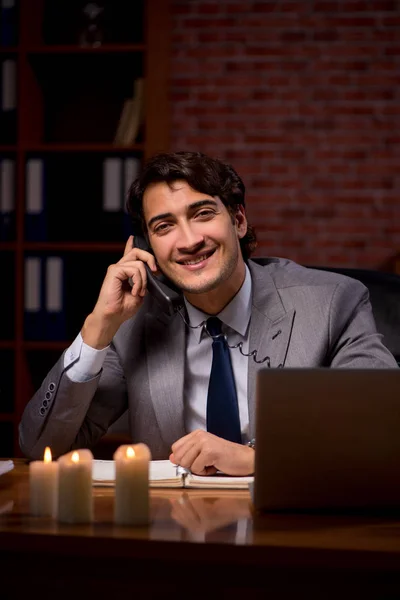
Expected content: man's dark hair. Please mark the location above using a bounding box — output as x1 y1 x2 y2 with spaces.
126 151 257 260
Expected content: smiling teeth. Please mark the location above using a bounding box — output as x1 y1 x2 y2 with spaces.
183 254 210 265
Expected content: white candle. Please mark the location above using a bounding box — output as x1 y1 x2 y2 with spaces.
114 443 151 526
29 446 59 518
57 449 93 524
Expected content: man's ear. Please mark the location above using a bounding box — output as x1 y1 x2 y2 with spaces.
235 205 247 239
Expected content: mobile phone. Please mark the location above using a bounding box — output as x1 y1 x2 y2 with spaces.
133 235 184 317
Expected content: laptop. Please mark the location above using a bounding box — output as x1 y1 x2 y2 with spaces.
253 368 400 513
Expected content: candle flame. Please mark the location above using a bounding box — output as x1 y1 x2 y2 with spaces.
71 451 80 463
44 446 52 463
126 446 135 458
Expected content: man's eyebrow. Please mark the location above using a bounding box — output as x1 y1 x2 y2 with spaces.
147 212 173 229
147 199 218 229
188 199 218 211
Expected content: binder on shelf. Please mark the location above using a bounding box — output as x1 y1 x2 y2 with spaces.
123 157 140 198
45 256 66 340
0 157 15 241
24 256 43 340
102 156 140 238
1 58 16 111
102 157 122 212
0 57 16 143
24 255 66 340
25 158 47 241
122 156 140 238
113 78 144 146
0 0 17 47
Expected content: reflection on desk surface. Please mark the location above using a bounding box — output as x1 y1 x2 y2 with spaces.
167 491 252 540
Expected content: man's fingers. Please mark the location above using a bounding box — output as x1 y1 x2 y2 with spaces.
110 261 147 297
123 235 134 256
171 432 195 456
127 263 147 297
190 456 217 476
170 440 199 470
120 241 158 273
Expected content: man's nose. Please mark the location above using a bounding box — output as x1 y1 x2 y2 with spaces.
176 225 205 252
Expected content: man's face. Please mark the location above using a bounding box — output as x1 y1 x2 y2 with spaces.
142 180 247 300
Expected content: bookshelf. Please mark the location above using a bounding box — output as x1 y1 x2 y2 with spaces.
0 0 170 457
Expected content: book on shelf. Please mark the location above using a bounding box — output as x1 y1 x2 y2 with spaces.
93 459 254 490
114 78 144 146
113 99 133 145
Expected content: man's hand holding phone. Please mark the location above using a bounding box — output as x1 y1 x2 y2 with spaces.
81 235 157 349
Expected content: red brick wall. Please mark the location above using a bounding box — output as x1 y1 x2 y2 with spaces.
169 0 400 269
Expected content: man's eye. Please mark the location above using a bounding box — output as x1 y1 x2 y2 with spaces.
196 210 215 218
154 223 172 234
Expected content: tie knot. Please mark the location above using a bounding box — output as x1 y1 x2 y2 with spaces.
206 317 222 337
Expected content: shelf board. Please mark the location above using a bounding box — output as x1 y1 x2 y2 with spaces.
26 43 145 54
0 47 18 54
24 242 125 252
24 143 144 153
0 145 17 152
0 341 15 349
0 413 14 422
23 341 70 350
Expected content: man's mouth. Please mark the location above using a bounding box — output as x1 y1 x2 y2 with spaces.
177 249 216 266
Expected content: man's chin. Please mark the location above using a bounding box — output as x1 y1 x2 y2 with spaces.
175 275 222 295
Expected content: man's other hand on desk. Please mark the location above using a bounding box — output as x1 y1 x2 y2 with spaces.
169 430 255 476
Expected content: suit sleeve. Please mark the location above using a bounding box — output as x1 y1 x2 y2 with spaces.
18 340 128 460
327 278 398 368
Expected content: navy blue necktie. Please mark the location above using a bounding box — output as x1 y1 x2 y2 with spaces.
206 317 242 444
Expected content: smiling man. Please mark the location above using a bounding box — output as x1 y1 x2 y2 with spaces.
144 180 247 312
19 151 398 473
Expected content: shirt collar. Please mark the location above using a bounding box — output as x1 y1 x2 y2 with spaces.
184 264 252 344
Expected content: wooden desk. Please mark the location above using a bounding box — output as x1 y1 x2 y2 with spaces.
1 460 400 599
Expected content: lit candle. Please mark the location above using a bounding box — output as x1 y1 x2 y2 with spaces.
114 443 151 526
57 449 93 524
29 446 59 518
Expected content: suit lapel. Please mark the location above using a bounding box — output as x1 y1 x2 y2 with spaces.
247 261 295 437
145 311 186 449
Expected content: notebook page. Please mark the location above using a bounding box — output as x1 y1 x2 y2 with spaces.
92 459 183 487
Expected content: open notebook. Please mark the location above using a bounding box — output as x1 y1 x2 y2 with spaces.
0 460 14 477
93 459 253 490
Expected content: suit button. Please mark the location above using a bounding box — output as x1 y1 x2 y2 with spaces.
43 400 48 408
45 392 51 400
40 407 45 415
48 382 56 392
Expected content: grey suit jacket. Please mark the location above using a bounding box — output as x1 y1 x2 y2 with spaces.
19 258 398 460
